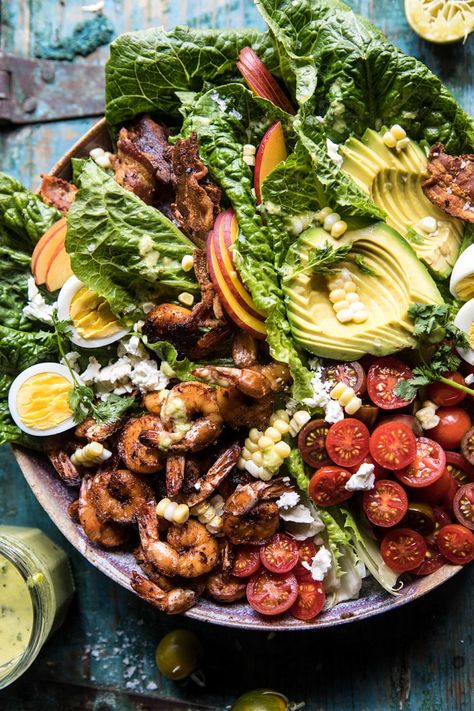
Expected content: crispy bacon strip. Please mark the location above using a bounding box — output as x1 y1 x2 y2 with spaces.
171 133 222 246
40 175 77 214
422 143 474 223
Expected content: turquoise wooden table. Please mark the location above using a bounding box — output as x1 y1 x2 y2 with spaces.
1 1 473 709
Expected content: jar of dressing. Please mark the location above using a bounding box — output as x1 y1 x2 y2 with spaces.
0 526 75 689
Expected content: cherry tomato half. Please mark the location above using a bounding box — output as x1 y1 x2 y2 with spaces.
413 543 448 576
232 545 262 578
436 524 474 564
395 437 446 488
367 357 415 410
445 451 474 485
294 539 317 580
418 468 455 505
260 533 300 574
427 372 467 407
369 421 417 470
348 454 389 480
362 479 408 528
246 569 299 615
453 483 474 530
461 426 474 466
290 580 326 621
380 528 427 573
400 502 436 535
325 418 370 468
308 466 353 507
429 407 471 450
322 361 366 395
297 419 331 468
379 414 423 437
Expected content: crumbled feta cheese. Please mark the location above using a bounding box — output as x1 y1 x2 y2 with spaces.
326 138 343 168
130 360 169 392
415 400 440 430
22 277 55 324
60 351 81 372
118 336 147 360
280 503 325 540
98 358 133 385
302 545 332 581
276 491 300 509
80 357 102 385
302 368 344 423
345 462 375 491
465 373 474 385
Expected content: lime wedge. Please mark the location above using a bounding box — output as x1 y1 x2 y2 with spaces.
405 0 474 42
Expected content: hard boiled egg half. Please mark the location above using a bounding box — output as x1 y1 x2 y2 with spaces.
454 298 474 365
450 244 474 302
9 363 77 436
58 276 128 348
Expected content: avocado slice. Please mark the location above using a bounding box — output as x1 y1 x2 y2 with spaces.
283 224 443 361
340 129 464 278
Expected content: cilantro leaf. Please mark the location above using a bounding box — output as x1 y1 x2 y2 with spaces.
408 303 467 347
350 253 378 277
286 242 352 279
92 394 136 424
68 384 95 424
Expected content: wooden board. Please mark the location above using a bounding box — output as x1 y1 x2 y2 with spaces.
0 1 473 709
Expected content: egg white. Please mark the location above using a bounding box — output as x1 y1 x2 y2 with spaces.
450 244 474 300
57 276 129 348
454 298 474 365
8 363 79 436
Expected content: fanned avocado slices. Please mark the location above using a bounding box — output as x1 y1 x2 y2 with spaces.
340 129 464 279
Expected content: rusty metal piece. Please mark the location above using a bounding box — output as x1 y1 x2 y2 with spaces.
0 52 105 124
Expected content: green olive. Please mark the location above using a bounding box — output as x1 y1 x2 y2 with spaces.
155 629 202 680
231 689 289 711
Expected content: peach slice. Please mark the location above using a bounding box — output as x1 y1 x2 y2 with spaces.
254 122 288 204
31 218 67 284
237 47 295 115
44 246 73 292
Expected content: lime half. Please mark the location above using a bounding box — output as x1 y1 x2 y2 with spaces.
405 0 474 42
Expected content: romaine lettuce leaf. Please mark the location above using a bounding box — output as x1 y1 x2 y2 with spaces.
0 172 61 247
105 26 277 131
66 160 198 324
255 0 474 152
0 325 57 377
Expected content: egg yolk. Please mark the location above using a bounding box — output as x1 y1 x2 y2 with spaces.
469 321 474 349
455 276 474 302
70 287 122 339
16 373 72 430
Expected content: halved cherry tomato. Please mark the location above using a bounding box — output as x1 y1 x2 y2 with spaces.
348 454 388 480
380 528 427 572
419 469 459 512
395 437 446 488
353 404 379 428
453 483 474 530
294 539 317 580
369 421 417 470
322 361 366 395
325 418 370 467
246 569 299 615
461 426 474 466
308 466 353 507
379 414 422 436
297 419 331 468
367 357 415 410
413 543 448 576
260 533 299 574
290 580 326 621
427 372 467 407
362 479 408 528
400 502 436 535
436 524 474 564
232 545 261 578
429 407 471 450
445 451 474 485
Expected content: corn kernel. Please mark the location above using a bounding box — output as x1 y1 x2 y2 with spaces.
345 396 362 415
245 439 259 453
333 300 350 313
350 301 366 313
331 220 348 238
419 216 437 233
273 418 290 435
396 137 410 151
237 457 246 470
383 131 397 148
265 426 282 443
245 460 266 479
248 428 261 443
346 292 360 304
252 451 264 466
344 281 357 293
293 411 311 427
178 291 194 306
330 382 347 399
181 254 194 272
352 310 368 323
328 277 345 291
323 213 341 231
391 124 406 140
258 435 274 450
339 386 356 407
318 207 332 222
340 268 352 282
273 409 290 423
243 144 256 156
242 447 252 460
174 504 190 524
274 440 291 458
156 498 171 517
164 501 178 522
200 507 216 524
263 449 284 470
329 288 346 303
336 308 353 323
259 468 274 482
243 155 255 166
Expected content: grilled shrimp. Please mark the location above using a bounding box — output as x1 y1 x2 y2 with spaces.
143 390 167 415
75 417 123 442
232 331 259 368
193 366 272 398
216 387 274 429
131 572 196 614
134 546 175 590
89 469 154 524
224 478 294 516
205 572 246 602
184 443 241 507
143 303 198 345
78 478 130 548
166 455 186 498
47 449 82 487
117 415 164 474
138 502 219 578
222 502 280 545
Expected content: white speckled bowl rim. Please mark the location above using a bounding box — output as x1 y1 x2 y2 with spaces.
12 119 462 630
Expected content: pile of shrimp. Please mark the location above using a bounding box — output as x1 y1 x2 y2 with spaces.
49 302 294 614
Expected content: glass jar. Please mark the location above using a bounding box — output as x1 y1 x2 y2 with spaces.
0 526 75 689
